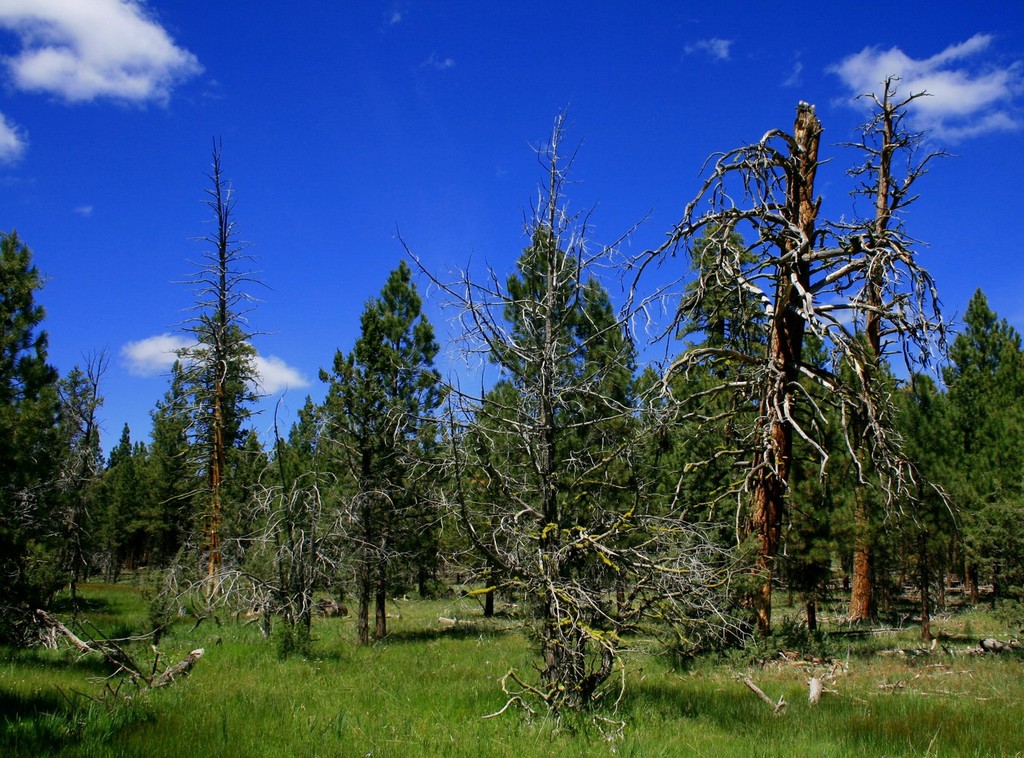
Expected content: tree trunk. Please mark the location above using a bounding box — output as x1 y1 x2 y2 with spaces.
966 563 979 605
751 463 785 636
417 562 429 599
848 81 903 627
374 559 387 640
849 493 874 622
749 103 821 637
207 377 224 586
482 557 496 617
806 598 817 633
356 557 371 646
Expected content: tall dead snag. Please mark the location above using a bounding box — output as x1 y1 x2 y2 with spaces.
843 78 947 622
745 103 821 636
179 142 259 587
637 94 943 636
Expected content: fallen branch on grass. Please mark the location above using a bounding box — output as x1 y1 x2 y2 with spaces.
742 677 786 715
34 609 204 694
35 609 92 653
150 647 204 688
438 616 473 627
878 639 941 657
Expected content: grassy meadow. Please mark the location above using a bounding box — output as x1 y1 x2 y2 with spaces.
2 583 1023 756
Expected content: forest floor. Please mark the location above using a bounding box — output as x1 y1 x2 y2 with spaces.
2 582 1023 756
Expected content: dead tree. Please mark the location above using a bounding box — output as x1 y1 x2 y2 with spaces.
634 92 944 636
177 142 260 588
56 350 108 606
842 78 948 622
414 114 735 713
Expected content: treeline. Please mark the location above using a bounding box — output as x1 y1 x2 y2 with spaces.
3 89 1023 712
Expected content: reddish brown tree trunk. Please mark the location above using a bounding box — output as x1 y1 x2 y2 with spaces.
806 599 818 633
848 82 899 623
750 103 821 637
207 376 225 587
750 425 789 636
848 494 874 622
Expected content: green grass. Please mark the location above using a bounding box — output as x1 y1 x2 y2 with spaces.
3 586 1024 756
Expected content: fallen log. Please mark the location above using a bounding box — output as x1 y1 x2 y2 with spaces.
438 616 473 627
878 638 941 658
151 648 204 688
34 608 204 693
979 638 1019 654
35 609 92 654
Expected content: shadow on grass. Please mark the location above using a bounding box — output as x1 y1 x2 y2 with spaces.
386 623 512 644
617 677 913 755
0 688 69 720
49 594 115 615
0 648 116 678
0 688 86 755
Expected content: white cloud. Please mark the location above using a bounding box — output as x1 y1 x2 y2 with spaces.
830 34 1021 140
121 333 308 393
684 38 732 61
121 333 191 376
73 204 93 217
0 0 202 103
253 354 309 394
0 111 26 162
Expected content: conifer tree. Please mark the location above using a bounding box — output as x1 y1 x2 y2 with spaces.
0 231 62 642
898 373 956 638
147 361 201 561
97 425 153 579
321 260 443 644
943 289 1024 603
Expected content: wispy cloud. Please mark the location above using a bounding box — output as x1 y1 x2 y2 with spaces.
783 61 804 88
830 34 1021 141
0 0 202 104
421 52 455 71
73 204 93 217
684 38 732 62
0 112 26 162
121 333 309 393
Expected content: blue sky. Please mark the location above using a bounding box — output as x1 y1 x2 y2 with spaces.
0 1 1021 452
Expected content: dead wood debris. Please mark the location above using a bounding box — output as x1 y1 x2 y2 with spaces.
438 616 473 627
34 609 203 695
877 637 1021 658
741 677 787 715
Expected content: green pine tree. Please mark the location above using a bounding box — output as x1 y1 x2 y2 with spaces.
321 259 443 644
0 231 62 643
944 289 1024 604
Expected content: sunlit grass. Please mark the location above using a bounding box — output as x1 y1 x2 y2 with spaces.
3 585 1024 756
